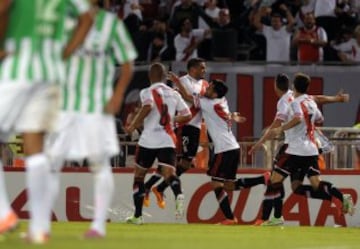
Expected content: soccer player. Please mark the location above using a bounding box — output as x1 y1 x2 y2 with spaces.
172 76 270 224
45 0 137 238
124 63 192 224
250 73 354 226
0 0 92 242
143 57 209 209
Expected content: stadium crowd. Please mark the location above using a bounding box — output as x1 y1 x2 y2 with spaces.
101 0 360 63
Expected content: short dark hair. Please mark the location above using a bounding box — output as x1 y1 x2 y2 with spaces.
187 58 205 70
293 73 310 93
275 73 289 91
211 79 228 98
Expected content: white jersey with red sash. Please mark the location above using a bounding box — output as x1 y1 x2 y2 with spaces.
138 82 190 149
198 97 239 154
275 89 294 144
286 94 324 156
178 74 208 129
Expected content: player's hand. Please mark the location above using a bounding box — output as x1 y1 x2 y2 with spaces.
232 112 246 123
124 125 135 135
336 89 350 102
248 143 261 155
269 127 283 137
167 72 180 84
104 96 122 115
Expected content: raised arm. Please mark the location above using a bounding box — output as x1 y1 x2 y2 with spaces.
168 72 194 102
312 90 349 104
279 4 295 32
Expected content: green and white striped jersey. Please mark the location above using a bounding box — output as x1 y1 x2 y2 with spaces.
0 0 90 84
63 9 137 113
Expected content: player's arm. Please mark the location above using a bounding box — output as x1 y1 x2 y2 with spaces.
63 9 94 59
104 62 134 114
230 112 246 123
125 105 152 134
312 90 349 104
174 111 192 124
248 118 282 154
271 102 302 136
174 93 192 124
0 0 11 59
168 72 194 102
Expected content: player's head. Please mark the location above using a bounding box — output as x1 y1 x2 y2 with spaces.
149 63 167 83
293 72 310 94
205 79 228 99
187 58 206 80
274 73 289 96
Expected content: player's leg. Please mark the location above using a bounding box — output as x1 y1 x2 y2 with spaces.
158 148 184 219
143 168 162 207
20 84 59 243
126 146 154 224
255 149 290 225
85 157 114 237
209 149 239 225
226 172 270 191
0 154 18 234
152 125 200 206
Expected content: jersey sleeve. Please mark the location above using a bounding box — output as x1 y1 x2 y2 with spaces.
175 92 191 116
111 19 138 64
68 0 91 16
140 89 153 107
275 99 289 121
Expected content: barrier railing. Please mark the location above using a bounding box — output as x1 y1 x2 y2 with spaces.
1 127 359 169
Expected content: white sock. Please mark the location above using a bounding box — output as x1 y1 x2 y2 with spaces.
90 162 114 235
0 161 11 219
26 153 50 236
43 171 60 234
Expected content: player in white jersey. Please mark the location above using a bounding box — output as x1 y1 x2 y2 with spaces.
45 0 137 238
174 78 270 224
0 0 92 242
249 73 353 226
124 63 191 224
143 58 209 209
251 73 354 225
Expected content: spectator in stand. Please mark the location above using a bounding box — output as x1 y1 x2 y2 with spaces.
253 4 295 62
294 0 316 28
123 0 143 21
198 0 221 29
174 18 211 61
314 0 338 42
292 12 328 63
170 0 214 33
334 25 360 62
336 0 359 29
147 17 176 62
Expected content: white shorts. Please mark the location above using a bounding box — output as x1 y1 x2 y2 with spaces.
46 112 120 165
0 82 60 141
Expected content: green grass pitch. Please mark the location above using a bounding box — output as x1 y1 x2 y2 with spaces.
1 222 359 249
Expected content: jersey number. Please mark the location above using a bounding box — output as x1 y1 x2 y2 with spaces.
36 0 61 36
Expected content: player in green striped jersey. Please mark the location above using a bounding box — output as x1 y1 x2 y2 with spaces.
46 0 137 238
0 0 93 243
